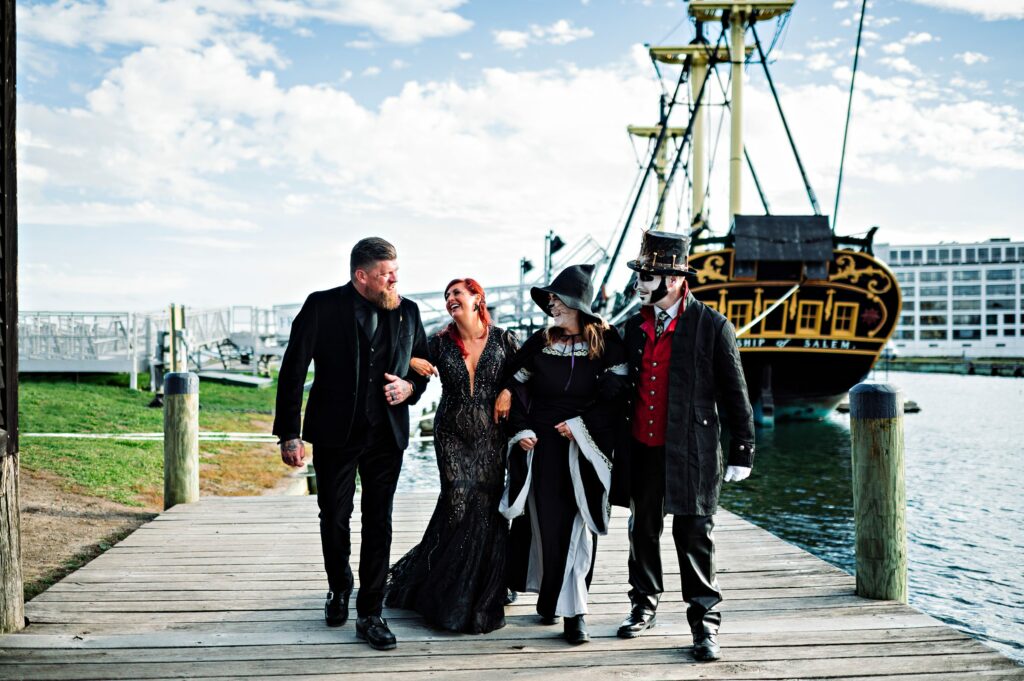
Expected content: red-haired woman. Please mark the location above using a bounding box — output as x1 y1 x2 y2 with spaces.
385 278 519 634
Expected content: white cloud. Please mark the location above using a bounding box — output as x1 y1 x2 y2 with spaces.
391 59 410 70
807 52 837 71
879 56 920 74
882 42 906 55
905 0 1024 20
807 38 842 50
494 19 594 51
362 65 382 77
955 51 990 65
832 1 850 8
902 31 937 45
346 39 377 50
458 51 473 60
17 0 474 47
494 29 530 51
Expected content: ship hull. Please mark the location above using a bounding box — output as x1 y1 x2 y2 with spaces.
687 247 902 424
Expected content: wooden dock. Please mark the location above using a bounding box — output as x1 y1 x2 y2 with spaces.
1 493 1020 679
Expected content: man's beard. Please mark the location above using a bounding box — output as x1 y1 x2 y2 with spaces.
373 288 400 310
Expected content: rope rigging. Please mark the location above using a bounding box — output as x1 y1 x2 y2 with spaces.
833 0 869 233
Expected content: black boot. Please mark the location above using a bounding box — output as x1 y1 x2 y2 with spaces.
617 606 657 638
504 589 519 605
563 615 590 645
691 632 720 662
324 591 349 627
355 615 397 651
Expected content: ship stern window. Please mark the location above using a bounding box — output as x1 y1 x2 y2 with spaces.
728 301 753 331
760 300 788 336
796 301 824 335
832 303 858 337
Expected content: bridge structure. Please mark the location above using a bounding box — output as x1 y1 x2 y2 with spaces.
18 236 610 387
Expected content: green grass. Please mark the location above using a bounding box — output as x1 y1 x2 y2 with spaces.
19 372 305 507
19 372 282 434
20 438 164 506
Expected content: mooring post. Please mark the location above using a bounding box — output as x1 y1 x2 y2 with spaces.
163 372 200 510
849 382 907 603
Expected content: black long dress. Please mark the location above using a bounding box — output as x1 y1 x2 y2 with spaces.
385 325 519 634
501 328 626 619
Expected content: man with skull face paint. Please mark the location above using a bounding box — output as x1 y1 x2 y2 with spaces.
615 230 755 662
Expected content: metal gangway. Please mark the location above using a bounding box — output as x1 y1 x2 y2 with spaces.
18 235 609 384
18 306 286 389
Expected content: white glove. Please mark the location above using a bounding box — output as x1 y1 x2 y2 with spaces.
724 466 751 483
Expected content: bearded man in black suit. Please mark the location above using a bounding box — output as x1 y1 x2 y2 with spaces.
274 237 429 651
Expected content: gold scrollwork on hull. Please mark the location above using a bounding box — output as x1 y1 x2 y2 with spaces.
830 254 893 294
865 292 888 337
694 256 729 284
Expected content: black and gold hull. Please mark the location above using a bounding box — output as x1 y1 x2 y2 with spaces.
686 247 902 423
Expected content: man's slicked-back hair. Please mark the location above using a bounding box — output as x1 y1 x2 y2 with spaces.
350 237 398 279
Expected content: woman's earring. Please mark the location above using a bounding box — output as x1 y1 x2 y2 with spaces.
473 303 480 311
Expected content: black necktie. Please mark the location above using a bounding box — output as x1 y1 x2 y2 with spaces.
655 311 670 340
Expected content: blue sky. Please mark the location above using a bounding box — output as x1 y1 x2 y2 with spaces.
15 0 1024 310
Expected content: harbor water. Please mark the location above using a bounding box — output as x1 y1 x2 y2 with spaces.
397 370 1024 663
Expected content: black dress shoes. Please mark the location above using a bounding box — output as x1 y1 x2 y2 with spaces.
617 607 657 638
355 615 397 651
539 614 560 625
691 632 721 661
324 591 349 627
563 615 590 645
504 589 519 605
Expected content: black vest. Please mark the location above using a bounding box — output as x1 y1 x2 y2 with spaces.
357 311 390 427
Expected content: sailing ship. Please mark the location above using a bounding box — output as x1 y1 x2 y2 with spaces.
600 0 901 424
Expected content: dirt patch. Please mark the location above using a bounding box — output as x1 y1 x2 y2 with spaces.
18 468 158 601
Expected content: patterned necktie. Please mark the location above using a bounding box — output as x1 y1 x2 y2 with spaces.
655 311 670 340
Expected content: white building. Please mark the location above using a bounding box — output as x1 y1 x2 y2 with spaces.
874 238 1024 358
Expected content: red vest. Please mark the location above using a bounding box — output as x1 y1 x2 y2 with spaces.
632 296 685 446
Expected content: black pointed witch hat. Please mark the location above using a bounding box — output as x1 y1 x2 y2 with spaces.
531 264 597 317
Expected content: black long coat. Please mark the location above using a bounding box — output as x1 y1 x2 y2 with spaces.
272 282 430 450
612 292 755 516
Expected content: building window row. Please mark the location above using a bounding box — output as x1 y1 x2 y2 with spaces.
887 245 1023 266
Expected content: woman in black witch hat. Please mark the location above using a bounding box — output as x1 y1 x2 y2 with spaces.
500 263 628 644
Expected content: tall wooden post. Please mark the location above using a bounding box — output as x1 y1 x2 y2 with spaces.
163 372 200 509
0 0 24 633
849 382 908 603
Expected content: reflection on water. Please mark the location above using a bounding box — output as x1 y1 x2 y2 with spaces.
399 372 1024 663
719 417 855 571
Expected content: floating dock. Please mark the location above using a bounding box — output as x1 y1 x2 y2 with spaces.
0 493 1020 679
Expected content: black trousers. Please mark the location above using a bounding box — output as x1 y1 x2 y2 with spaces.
626 438 722 634
312 422 403 617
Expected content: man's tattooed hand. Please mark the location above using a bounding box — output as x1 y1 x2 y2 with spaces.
280 438 306 468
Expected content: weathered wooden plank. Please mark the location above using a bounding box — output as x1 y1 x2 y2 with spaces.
0 651 1017 681
0 494 1016 679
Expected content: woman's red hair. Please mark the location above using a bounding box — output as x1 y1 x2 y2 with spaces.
444 278 491 358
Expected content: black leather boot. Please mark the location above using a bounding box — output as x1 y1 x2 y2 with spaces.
563 615 590 645
355 615 397 650
691 632 720 661
617 606 657 638
324 591 349 627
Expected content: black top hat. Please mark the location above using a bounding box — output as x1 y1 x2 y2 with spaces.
531 264 597 317
627 230 690 275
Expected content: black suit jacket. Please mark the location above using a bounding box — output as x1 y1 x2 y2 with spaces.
615 292 755 515
273 282 430 450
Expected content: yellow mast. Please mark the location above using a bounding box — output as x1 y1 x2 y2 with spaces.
687 1 795 222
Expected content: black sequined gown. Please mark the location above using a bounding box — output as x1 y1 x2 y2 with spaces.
385 325 519 634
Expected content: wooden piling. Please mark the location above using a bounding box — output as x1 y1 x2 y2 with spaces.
163 372 200 510
849 382 907 603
